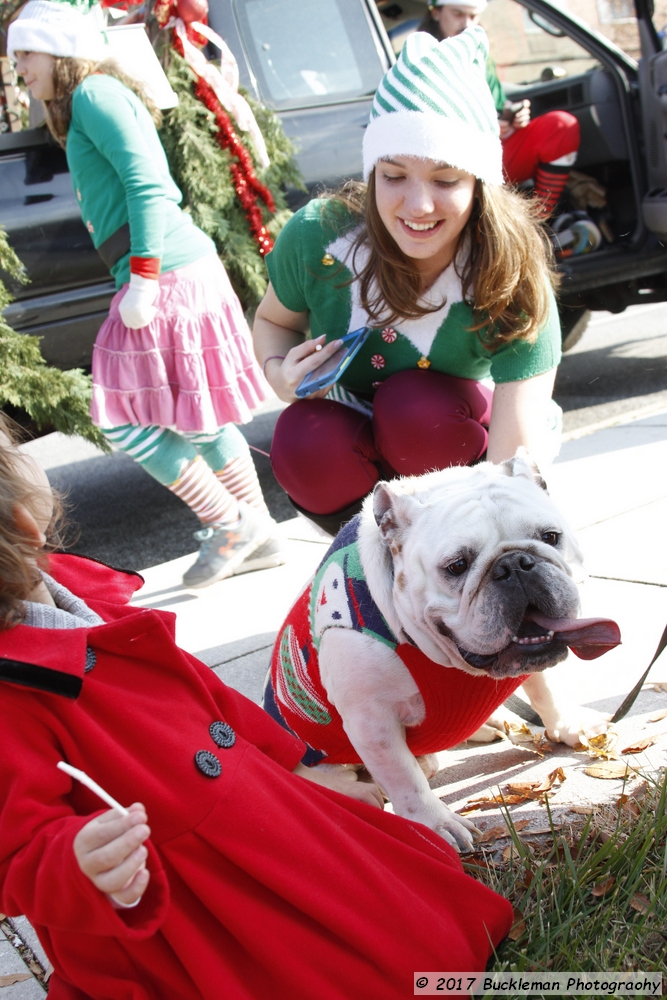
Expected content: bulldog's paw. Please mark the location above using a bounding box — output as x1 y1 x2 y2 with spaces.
545 706 612 747
417 798 477 852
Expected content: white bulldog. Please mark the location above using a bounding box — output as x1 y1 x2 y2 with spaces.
267 453 620 851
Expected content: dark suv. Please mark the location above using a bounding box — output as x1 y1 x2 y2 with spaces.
1 0 667 364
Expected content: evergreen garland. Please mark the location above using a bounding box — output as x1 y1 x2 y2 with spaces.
0 228 108 449
159 50 304 309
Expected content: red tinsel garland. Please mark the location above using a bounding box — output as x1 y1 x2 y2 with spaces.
171 30 275 256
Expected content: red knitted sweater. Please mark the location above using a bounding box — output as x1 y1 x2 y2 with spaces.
269 518 527 764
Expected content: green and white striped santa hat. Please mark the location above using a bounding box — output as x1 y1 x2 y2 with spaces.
7 0 108 62
363 25 503 186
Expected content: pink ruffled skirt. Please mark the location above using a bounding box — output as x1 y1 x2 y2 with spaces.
91 254 271 433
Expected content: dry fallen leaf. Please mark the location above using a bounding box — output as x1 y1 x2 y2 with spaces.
463 854 500 872
502 722 554 757
591 875 615 897
629 892 651 914
502 843 525 862
507 767 567 799
513 819 531 832
621 737 658 754
0 974 32 986
464 770 566 812
616 793 642 817
647 708 667 723
474 824 507 845
568 804 597 815
585 760 634 779
507 906 526 941
579 732 620 760
461 793 528 813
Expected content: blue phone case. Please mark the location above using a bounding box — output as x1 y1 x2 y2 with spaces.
295 327 371 399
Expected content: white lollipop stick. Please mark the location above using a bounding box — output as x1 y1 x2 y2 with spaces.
57 762 129 816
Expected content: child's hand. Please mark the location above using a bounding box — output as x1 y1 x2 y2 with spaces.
73 803 151 907
293 763 384 809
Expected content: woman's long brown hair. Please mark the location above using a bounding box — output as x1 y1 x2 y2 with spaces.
45 56 161 147
326 170 558 350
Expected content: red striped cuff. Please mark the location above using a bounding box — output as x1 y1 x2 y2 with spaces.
129 257 161 280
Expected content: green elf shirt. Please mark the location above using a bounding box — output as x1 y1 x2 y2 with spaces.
486 57 506 114
265 199 561 412
67 75 214 289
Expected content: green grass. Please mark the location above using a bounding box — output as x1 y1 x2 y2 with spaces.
463 772 667 996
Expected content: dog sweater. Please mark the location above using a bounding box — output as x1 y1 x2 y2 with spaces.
267 518 528 764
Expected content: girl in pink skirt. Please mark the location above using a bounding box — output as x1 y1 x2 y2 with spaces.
11 0 280 588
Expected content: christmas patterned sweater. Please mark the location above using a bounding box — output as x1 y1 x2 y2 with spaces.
265 198 561 408
266 517 528 764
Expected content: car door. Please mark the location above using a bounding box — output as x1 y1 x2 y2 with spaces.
634 0 667 238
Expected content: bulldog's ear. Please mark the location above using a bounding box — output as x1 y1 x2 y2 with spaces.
501 447 548 492
372 482 418 543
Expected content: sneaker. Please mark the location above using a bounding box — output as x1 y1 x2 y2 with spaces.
233 535 286 575
183 503 272 589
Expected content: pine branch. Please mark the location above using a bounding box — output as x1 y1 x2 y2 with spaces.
159 50 305 309
0 228 109 450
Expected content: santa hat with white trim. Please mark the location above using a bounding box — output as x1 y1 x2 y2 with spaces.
430 0 488 12
362 25 503 186
7 0 108 62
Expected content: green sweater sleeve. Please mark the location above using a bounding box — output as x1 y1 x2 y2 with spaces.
265 208 309 313
486 57 506 114
489 287 562 383
71 81 167 261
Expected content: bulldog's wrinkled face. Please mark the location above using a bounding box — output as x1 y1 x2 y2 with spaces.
372 454 585 679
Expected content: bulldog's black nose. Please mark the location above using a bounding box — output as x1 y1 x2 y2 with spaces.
491 551 536 581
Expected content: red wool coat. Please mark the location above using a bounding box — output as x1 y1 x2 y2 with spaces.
0 554 512 1000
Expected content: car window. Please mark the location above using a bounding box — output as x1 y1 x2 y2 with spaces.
233 0 390 110
479 0 600 86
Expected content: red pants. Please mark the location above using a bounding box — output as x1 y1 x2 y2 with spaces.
271 370 493 515
502 110 580 183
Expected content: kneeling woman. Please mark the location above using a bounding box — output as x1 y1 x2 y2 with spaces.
254 26 562 535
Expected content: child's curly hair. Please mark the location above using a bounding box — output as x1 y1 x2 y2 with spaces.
0 414 65 630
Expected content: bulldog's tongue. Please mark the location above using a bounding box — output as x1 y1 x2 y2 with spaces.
526 612 621 660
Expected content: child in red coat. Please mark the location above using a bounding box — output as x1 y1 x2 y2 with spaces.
0 414 512 1000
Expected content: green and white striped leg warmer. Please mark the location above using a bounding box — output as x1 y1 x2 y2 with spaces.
101 424 239 525
185 425 269 515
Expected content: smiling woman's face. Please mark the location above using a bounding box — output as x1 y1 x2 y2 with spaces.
14 51 57 102
373 156 476 275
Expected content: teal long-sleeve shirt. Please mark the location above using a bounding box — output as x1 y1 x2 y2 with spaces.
66 74 214 288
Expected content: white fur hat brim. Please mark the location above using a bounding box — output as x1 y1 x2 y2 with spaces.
432 0 488 10
8 1 108 62
363 110 503 186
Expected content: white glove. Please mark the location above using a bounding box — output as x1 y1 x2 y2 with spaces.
118 273 160 329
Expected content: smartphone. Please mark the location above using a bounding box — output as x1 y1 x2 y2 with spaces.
295 327 371 399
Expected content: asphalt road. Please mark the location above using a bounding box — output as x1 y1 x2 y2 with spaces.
35 301 667 572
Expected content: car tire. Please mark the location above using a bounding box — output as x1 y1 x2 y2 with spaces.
560 306 591 352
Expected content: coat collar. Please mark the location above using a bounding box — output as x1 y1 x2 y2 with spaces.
0 554 169 700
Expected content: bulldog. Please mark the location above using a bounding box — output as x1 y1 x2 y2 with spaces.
265 453 620 850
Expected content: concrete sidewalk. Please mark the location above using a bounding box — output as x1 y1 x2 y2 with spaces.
2 410 667 994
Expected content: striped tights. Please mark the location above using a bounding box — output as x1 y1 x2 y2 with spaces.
101 424 268 525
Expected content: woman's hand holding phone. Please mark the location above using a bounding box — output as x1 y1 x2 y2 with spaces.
264 335 343 403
